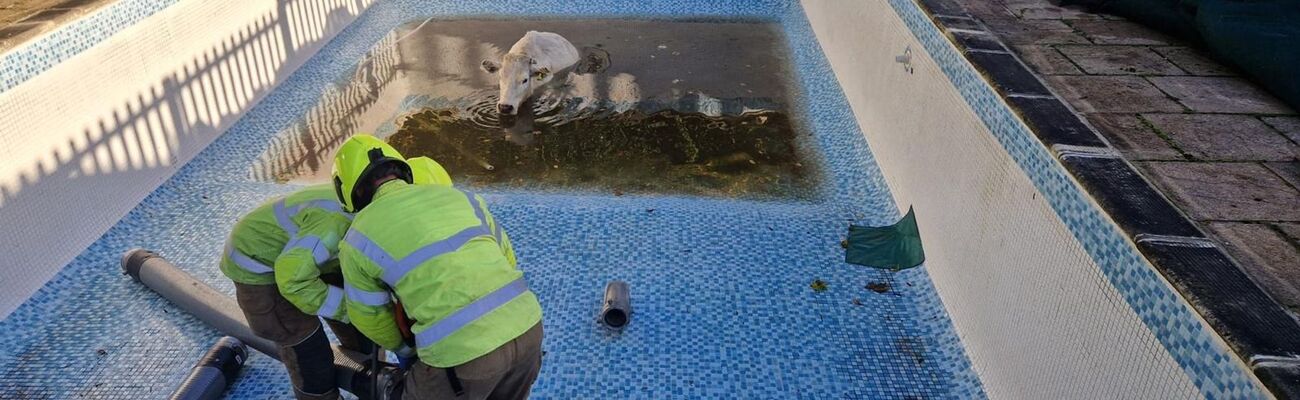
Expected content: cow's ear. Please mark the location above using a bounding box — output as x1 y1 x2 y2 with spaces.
481 60 500 73
532 67 550 78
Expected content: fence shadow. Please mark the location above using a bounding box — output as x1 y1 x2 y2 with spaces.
0 0 373 319
251 23 404 183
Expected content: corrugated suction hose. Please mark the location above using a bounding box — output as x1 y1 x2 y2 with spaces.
122 248 396 399
169 336 247 400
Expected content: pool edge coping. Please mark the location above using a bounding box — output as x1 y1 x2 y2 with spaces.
912 0 1300 396
0 0 183 95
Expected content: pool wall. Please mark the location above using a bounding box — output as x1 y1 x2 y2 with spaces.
803 0 1271 398
0 0 377 317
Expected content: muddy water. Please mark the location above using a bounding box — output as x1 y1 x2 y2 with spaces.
258 19 819 199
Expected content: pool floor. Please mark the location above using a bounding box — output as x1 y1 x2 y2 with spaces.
0 1 983 399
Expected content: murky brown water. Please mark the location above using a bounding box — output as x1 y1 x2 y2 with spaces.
389 106 811 197
255 19 819 198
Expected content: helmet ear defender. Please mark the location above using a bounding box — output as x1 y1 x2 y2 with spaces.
333 175 347 210
345 147 414 212
332 134 411 212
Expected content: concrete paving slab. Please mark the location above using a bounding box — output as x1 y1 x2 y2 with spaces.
1149 76 1296 115
1152 46 1236 76
946 0 1300 387
1265 162 1300 191
1139 161 1300 222
1012 4 1101 20
1013 45 1081 75
1263 117 1300 144
1089 113 1184 160
1057 45 1184 75
953 0 1017 19
1070 19 1176 45
1143 114 1300 161
983 18 1089 45
0 4 36 24
0 20 42 41
1279 223 1300 243
1046 75 1184 113
0 0 119 53
16 7 73 23
1206 222 1300 309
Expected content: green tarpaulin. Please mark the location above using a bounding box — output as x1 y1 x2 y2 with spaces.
845 206 926 271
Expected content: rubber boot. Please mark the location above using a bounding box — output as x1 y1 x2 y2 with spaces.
294 387 341 400
280 326 340 400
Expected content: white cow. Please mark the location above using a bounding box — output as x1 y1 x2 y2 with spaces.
481 31 580 115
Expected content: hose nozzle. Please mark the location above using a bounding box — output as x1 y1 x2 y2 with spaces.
600 281 631 330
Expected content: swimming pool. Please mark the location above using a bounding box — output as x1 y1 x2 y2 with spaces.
0 0 1284 398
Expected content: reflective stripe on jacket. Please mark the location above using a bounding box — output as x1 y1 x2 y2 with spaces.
340 180 541 368
219 184 353 321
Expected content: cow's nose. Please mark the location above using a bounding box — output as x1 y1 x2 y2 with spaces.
497 104 514 114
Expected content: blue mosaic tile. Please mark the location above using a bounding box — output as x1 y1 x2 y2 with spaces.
0 0 182 94
0 1 983 398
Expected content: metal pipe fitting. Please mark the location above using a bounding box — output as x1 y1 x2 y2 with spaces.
600 280 631 330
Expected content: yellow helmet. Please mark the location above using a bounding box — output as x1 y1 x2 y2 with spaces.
331 134 411 212
407 156 454 186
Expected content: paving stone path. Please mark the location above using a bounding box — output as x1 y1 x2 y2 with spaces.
0 0 115 52
954 0 1300 315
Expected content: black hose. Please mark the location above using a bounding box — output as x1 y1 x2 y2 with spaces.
122 248 396 399
169 336 247 400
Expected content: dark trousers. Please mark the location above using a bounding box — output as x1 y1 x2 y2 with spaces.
234 274 371 400
402 323 544 400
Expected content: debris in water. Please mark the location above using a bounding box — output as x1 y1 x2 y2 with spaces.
386 106 810 199
614 189 624 196
810 279 828 292
96 349 107 357
840 240 849 249
852 298 862 306
657 44 668 49
866 281 891 293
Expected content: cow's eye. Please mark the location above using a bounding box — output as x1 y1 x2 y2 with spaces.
522 78 529 83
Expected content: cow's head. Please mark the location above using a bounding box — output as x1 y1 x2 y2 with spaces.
482 54 552 115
